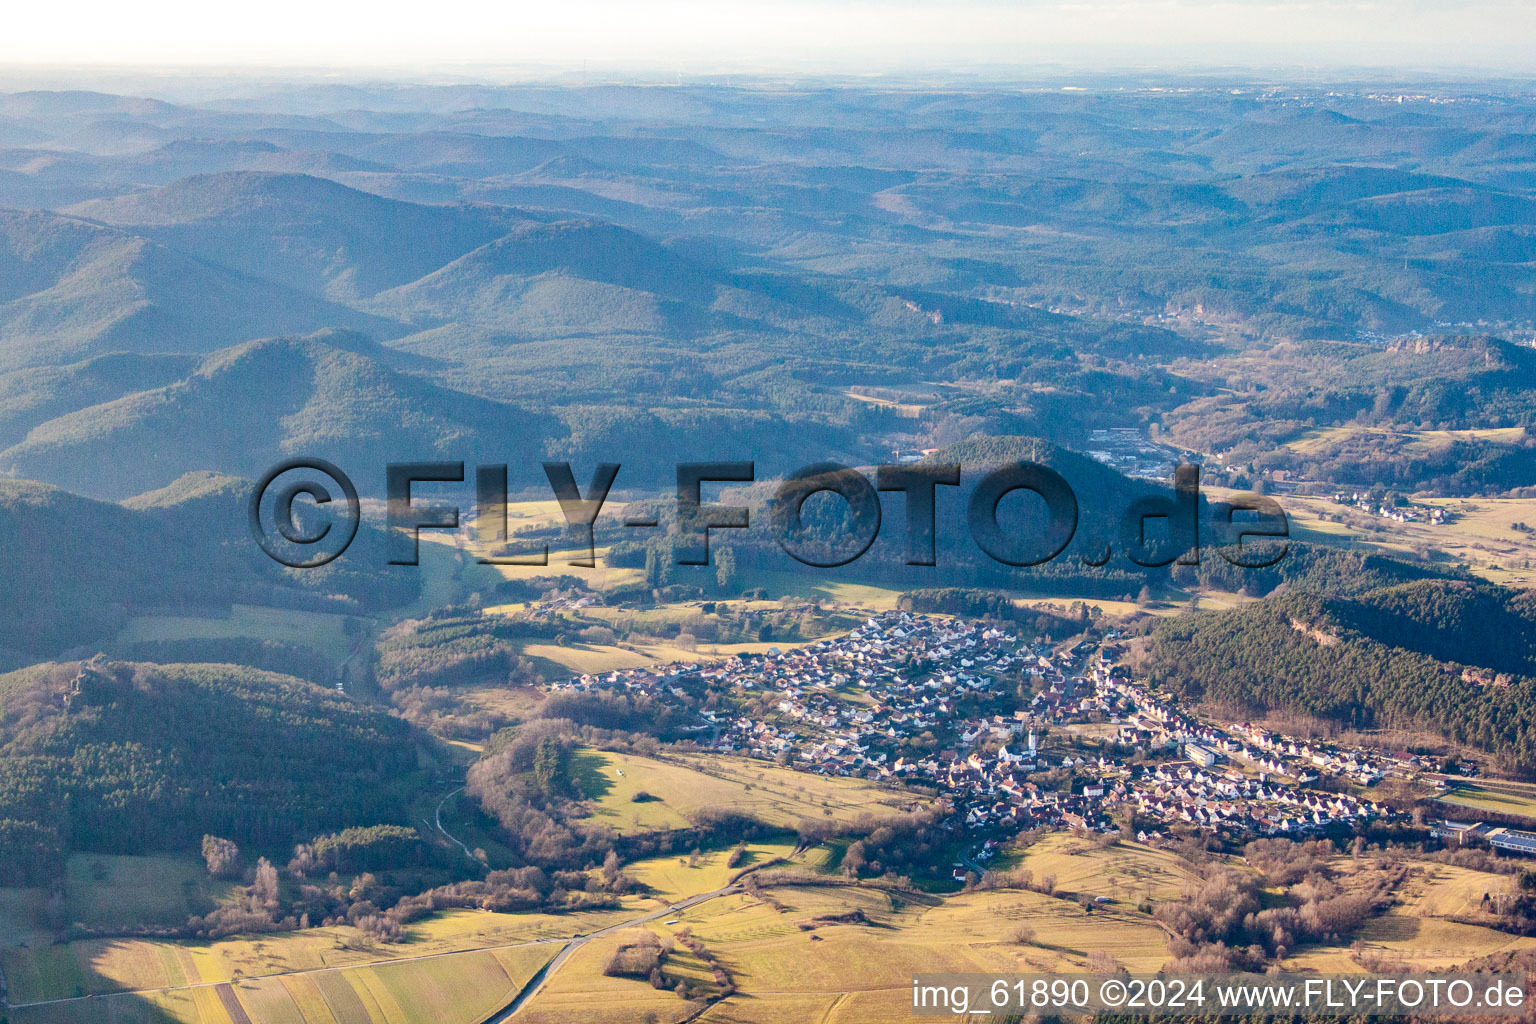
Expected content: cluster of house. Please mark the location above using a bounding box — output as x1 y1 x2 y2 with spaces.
1106 674 1420 787
552 610 1039 760
1330 491 1449 524
551 611 1412 842
1128 760 1386 837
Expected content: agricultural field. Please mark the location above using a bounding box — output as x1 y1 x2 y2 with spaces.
3 861 1172 1024
1439 780 1536 820
917 887 1170 972
1015 595 1144 619
518 641 658 677
620 841 805 903
7 942 557 1024
1285 862 1534 972
115 604 353 664
456 682 549 721
731 570 907 611
1003 832 1199 904
512 930 701 1024
44 847 1521 1024
1 904 637 1007
518 877 1174 1024
1283 425 1529 458
62 856 222 933
0 854 222 960
571 749 927 835
1256 489 1536 587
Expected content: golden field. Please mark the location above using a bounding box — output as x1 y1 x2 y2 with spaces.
10 844 1536 1024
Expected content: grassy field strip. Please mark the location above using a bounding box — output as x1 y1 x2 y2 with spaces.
623 842 801 904
117 604 354 664
233 976 306 1024
1439 783 1536 819
311 971 372 1024
1433 774 1536 819
1284 863 1535 972
345 966 407 1024
996 833 1198 904
280 974 340 1024
4 938 560 1012
571 748 922 837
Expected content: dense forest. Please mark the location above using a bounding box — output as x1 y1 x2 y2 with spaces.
1145 579 1536 771
0 660 421 884
0 475 417 662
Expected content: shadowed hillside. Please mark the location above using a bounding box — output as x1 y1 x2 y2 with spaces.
0 329 562 498
0 208 399 370
67 171 530 300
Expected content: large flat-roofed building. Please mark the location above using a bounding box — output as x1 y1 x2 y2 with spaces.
1183 742 1217 768
1486 827 1536 855
1433 821 1536 856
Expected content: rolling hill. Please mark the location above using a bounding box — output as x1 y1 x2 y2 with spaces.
0 658 419 881
119 139 395 184
0 478 235 656
0 329 562 498
119 468 422 618
367 218 733 332
0 207 397 370
66 171 530 301
0 472 420 660
0 349 198 447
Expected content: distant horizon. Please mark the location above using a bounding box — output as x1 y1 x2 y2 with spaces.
3 1 1535 80
2 63 1535 111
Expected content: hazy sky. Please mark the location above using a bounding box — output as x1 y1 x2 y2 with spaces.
5 0 1534 72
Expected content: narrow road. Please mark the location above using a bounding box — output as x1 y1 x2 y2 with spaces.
435 785 476 861
333 620 373 694
479 884 743 1023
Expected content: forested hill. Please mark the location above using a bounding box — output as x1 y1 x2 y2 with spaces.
0 477 418 661
1146 578 1536 771
0 329 562 500
0 479 226 657
0 660 420 884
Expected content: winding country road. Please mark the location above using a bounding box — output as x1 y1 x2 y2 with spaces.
479 884 744 1023
434 785 476 861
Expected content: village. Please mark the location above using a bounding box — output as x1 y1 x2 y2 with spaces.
551 611 1428 849
1330 489 1451 525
